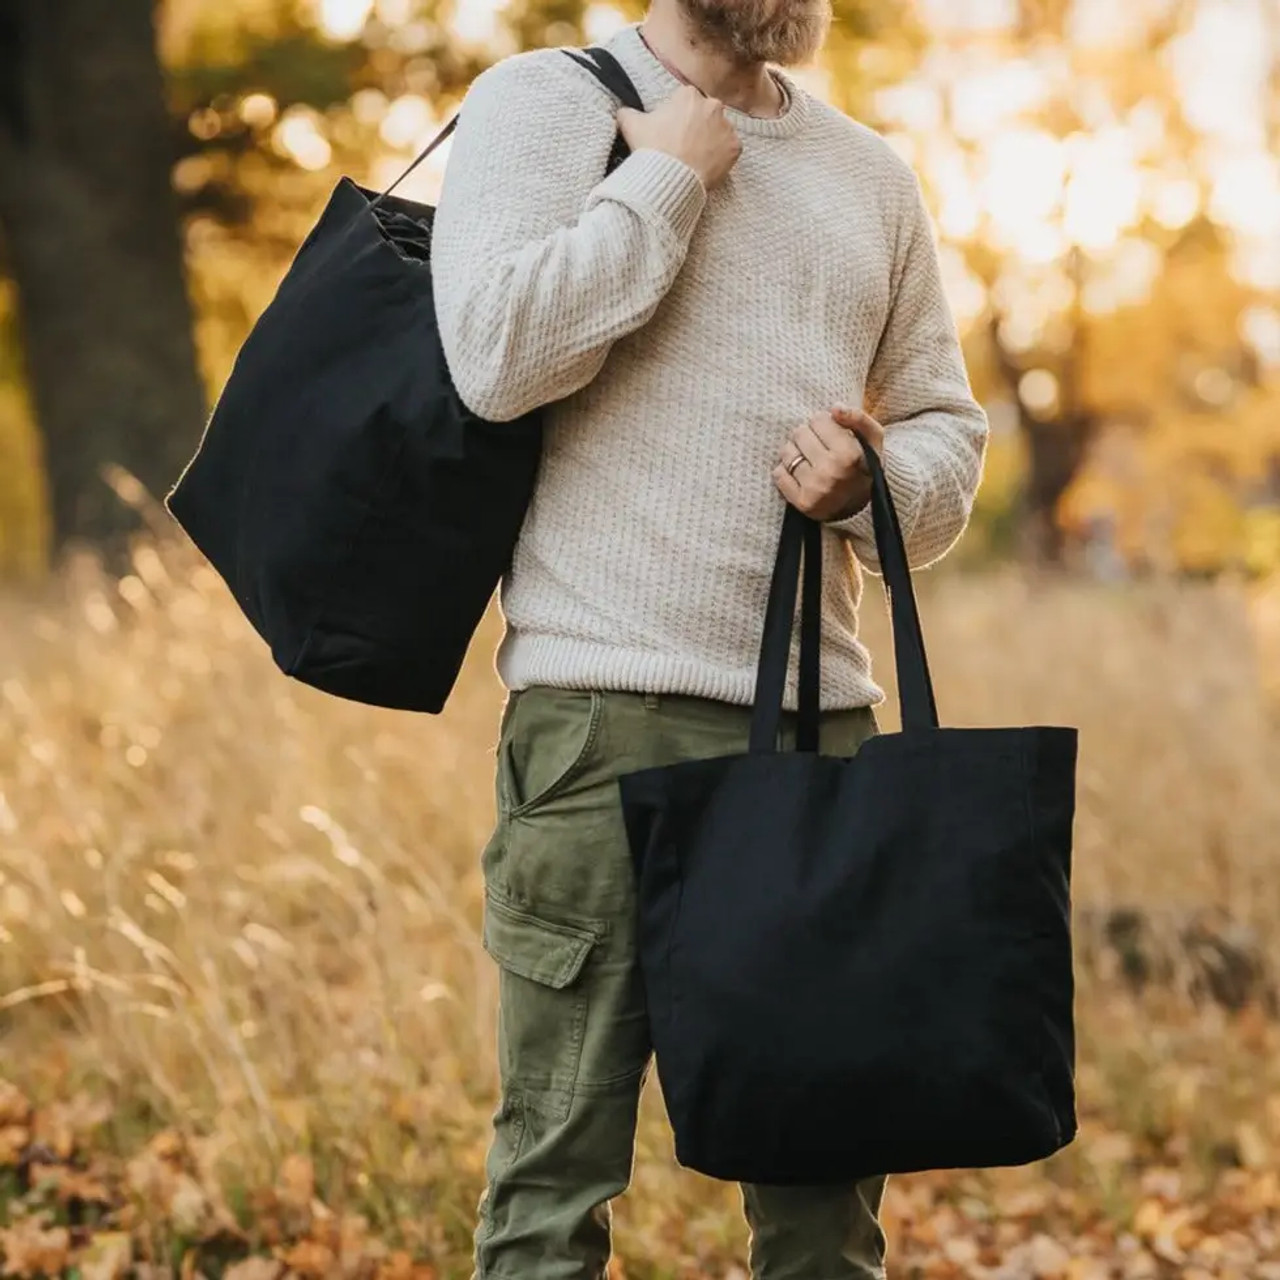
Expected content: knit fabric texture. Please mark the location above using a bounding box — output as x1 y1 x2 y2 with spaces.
430 22 989 710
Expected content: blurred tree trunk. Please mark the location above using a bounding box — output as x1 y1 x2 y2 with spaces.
1017 413 1094 565
0 0 205 554
986 248 1097 568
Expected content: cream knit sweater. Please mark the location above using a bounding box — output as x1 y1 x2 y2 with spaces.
430 23 988 710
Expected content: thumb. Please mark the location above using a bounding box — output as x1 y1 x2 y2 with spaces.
832 406 877 436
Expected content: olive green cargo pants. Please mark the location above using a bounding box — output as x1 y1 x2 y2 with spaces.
474 685 887 1279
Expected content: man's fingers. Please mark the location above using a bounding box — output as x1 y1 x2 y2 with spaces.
799 417 836 453
830 407 885 467
794 420 827 464
831 406 884 446
807 413 862 463
772 461 805 506
830 405 874 427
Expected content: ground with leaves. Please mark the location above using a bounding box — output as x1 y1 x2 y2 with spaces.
2 541 1280 1278
6 1038 1280 1280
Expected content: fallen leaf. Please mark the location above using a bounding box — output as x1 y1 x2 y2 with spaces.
0 1082 31 1128
374 1253 434 1280
995 1218 1027 1249
918 1256 962 1279
1067 1259 1111 1280
32 1115 72 1162
912 1203 963 1247
127 1148 178 1208
376 1253 415 1280
337 1214 371 1264
76 1231 133 1280
305 1213 340 1259
1194 1233 1225 1259
32 1093 113 1161
943 1237 980 1265
223 1260 284 1280
1132 1199 1167 1239
1138 1168 1181 1203
0 1126 29 1166
0 1215 71 1279
26 1162 113 1206
62 1167 114 1205
1248 1170 1280 1212
1028 1232 1072 1278
1003 1187 1051 1218
277 1239 334 1279
1121 1247 1157 1279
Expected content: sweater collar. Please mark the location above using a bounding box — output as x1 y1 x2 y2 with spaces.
603 22 813 141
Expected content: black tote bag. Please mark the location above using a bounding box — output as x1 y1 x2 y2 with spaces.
166 48 642 714
617 438 1078 1186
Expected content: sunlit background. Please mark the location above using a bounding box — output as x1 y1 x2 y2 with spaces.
1 0 1278 581
3 2 1280 1276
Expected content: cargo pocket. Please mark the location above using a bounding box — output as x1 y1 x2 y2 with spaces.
483 892 604 1122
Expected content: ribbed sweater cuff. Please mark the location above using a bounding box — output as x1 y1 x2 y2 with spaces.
589 147 708 245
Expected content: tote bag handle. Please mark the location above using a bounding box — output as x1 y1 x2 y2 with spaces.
371 116 459 212
861 433 939 733
371 46 640 213
748 433 939 755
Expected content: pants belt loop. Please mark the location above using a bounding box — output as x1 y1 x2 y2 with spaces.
643 691 660 710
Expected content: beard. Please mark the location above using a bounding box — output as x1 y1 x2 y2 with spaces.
673 0 832 66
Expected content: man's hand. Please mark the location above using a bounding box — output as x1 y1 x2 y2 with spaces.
616 86 742 191
772 407 887 522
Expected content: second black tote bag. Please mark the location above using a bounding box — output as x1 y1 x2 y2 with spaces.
617 437 1079 1186
166 48 643 714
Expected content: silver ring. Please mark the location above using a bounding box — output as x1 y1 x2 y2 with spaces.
786 452 807 476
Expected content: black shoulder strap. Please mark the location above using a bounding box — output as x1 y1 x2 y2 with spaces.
563 46 645 112
376 46 641 208
563 47 640 175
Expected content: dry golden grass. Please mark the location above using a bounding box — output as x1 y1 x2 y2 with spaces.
2 535 1280 1277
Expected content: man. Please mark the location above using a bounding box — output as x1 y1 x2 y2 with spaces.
430 0 988 1270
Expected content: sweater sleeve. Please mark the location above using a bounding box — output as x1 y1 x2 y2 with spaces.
430 51 708 423
826 171 988 572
